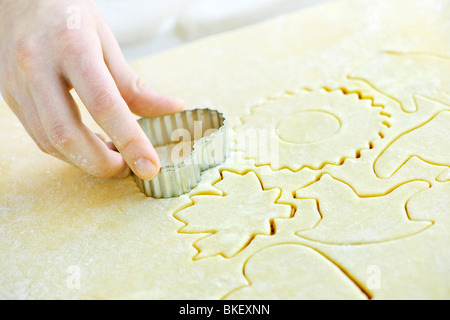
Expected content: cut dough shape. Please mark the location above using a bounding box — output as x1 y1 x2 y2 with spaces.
174 171 292 259
224 244 368 300
219 151 319 200
236 89 386 171
375 111 450 179
349 52 450 113
295 174 432 244
325 154 450 196
322 93 450 193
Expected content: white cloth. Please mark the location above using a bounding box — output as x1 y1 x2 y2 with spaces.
95 0 332 60
0 0 331 101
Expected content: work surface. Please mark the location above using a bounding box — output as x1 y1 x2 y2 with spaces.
1 0 450 299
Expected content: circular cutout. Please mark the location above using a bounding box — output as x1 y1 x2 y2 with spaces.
276 110 341 144
236 89 385 171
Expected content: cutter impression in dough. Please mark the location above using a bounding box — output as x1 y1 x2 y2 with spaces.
132 108 229 198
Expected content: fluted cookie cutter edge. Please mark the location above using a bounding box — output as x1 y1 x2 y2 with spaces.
132 108 229 198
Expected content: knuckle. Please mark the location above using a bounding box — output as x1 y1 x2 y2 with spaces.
47 124 74 150
89 161 124 179
92 167 117 179
61 34 84 59
90 90 122 118
26 125 59 156
120 72 140 102
37 138 58 156
118 134 140 153
14 37 39 71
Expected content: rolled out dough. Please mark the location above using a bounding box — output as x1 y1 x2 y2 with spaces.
1 0 449 299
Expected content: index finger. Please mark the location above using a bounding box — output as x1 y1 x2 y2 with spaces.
64 46 160 180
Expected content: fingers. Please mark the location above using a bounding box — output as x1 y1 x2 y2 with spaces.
28 72 130 179
2 3 185 181
64 43 161 180
1 0 181 181
3 87 70 163
2 90 38 145
95 18 185 118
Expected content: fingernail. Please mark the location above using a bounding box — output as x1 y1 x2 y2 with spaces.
134 158 158 180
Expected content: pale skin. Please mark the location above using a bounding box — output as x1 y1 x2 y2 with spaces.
0 0 185 180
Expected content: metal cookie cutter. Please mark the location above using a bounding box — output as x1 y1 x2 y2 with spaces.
132 108 229 198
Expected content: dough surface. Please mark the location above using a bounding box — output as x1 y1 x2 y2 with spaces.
1 0 450 299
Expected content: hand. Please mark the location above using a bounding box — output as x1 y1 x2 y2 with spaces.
0 0 185 180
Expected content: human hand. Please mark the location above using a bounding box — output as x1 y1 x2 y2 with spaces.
0 0 185 180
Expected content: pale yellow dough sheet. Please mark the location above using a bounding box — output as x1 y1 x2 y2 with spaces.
1 0 450 299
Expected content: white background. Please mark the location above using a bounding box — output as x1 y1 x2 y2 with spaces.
94 0 332 61
0 0 332 101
